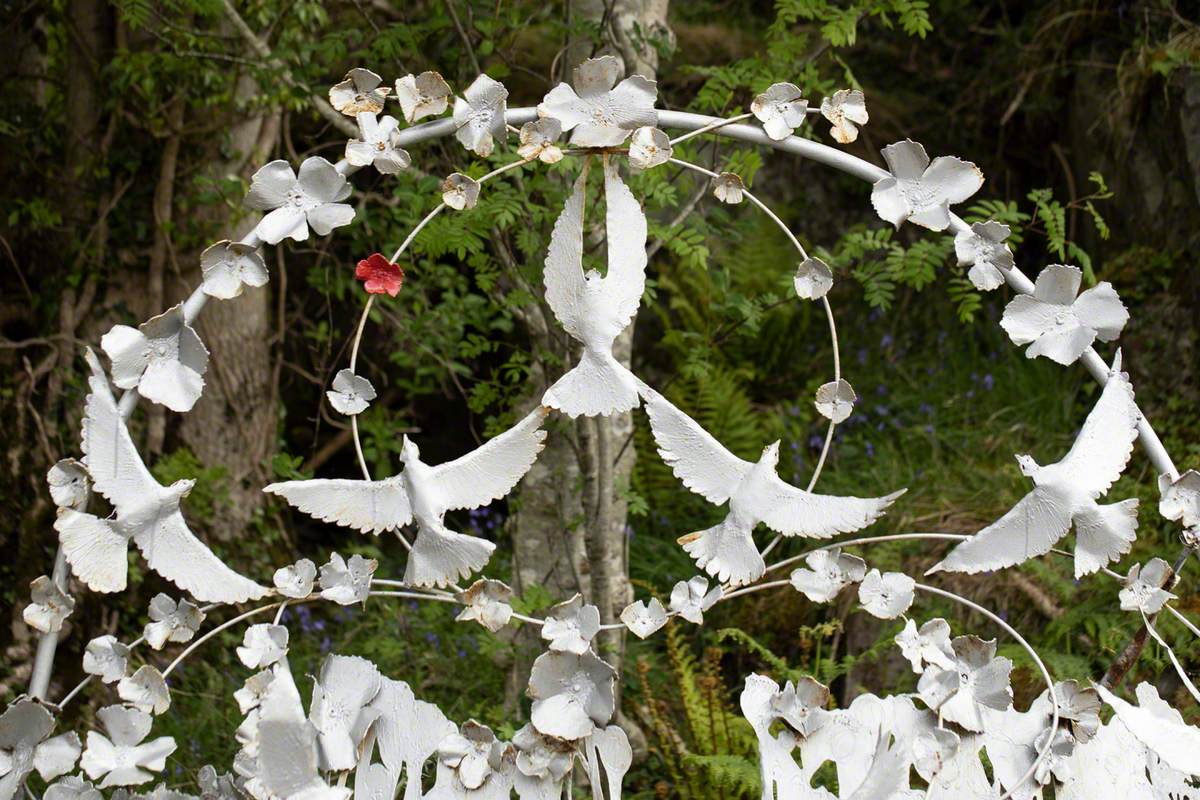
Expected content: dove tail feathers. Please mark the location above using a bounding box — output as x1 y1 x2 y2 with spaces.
678 516 765 588
543 349 640 418
1073 498 1139 578
405 524 496 588
55 508 130 593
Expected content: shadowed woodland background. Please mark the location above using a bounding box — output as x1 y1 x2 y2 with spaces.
2 0 1199 795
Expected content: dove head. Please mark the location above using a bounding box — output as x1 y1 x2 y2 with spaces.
584 269 603 284
168 478 196 500
1015 454 1040 478
400 436 421 464
762 441 781 466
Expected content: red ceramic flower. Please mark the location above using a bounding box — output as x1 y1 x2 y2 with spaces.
355 253 404 296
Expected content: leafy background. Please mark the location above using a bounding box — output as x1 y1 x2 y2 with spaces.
1 0 1198 796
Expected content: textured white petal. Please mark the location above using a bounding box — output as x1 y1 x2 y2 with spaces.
244 160 297 210
394 71 451 123
273 558 317 599
441 172 480 211
83 635 130 683
1160 469 1200 528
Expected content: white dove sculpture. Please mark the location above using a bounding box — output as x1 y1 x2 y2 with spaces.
54 349 267 603
642 388 905 587
931 351 1140 578
265 409 547 587
542 156 647 417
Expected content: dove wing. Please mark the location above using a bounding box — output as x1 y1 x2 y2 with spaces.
431 409 548 512
756 476 903 539
543 169 588 340
642 388 752 505
263 478 412 535
932 486 1073 574
134 511 266 603
599 158 647 328
1048 368 1139 499
80 349 160 510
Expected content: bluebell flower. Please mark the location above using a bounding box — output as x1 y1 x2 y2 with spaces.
876 405 890 416
982 374 994 390
856 348 868 365
320 635 332 653
919 402 934 415
808 435 824 450
865 442 875 458
876 384 888 396
880 333 894 348
924 425 935 434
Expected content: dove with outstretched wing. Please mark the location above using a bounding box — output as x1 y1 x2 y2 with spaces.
642 387 905 587
541 156 647 417
931 351 1140 578
54 349 267 603
265 408 547 587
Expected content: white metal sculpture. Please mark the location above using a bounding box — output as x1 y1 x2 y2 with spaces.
11 53 1200 800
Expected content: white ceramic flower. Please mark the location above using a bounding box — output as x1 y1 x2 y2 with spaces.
234 670 274 715
857 569 914 619
917 635 1013 731
329 68 389 115
395 71 452 123
455 578 514 632
452 74 508 157
23 575 74 633
200 240 268 300
101 304 209 413
538 55 657 147
751 83 808 141
527 650 617 740
326 369 376 416
272 558 316 599
1000 264 1128 365
319 552 376 605
441 172 481 211
870 139 983 231
1159 469 1200 529
0 700 81 799
669 576 722 625
814 378 856 423
319 551 374 606
512 724 573 781
1119 557 1176 614
619 598 668 639
80 705 176 788
83 635 130 684
769 676 829 737
143 594 204 650
1034 726 1077 785
912 728 960 781
244 157 354 245
517 118 564 164
43 776 102 800
541 594 601 655
197 765 240 800
346 113 411 175
236 624 289 669
118 665 171 715
628 126 671 170
1040 679 1101 743
820 89 868 144
309 654 382 771
712 172 744 204
437 721 508 791
789 548 867 603
954 221 1014 292
47 458 90 510
793 257 834 300
894 617 955 674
